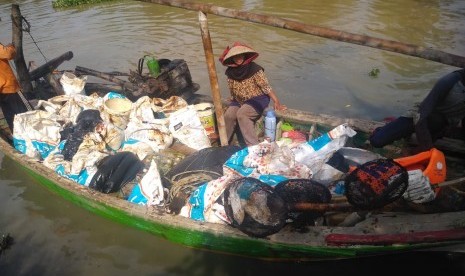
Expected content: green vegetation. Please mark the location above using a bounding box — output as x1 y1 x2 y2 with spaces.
52 0 114 8
368 68 380 78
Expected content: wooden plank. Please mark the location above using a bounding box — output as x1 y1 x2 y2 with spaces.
325 228 465 246
275 108 383 133
276 108 465 155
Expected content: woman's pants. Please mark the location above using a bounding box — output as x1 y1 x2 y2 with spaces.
224 104 261 146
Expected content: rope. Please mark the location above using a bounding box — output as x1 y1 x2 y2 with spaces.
14 15 48 63
167 170 221 204
7 60 33 111
17 90 33 111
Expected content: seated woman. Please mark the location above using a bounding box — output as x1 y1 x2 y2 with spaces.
219 42 287 146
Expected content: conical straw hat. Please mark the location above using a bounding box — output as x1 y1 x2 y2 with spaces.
220 42 258 66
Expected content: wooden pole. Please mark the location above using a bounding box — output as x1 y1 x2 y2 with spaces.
11 4 33 94
137 0 465 68
75 66 137 91
27 60 65 96
29 51 74 96
29 51 74 81
198 11 228 146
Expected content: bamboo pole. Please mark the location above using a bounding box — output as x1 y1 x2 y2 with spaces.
137 0 465 68
198 11 228 146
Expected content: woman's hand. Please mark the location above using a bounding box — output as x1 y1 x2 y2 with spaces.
269 90 287 111
274 101 287 111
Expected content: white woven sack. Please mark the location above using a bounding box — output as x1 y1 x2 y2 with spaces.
60 72 87 95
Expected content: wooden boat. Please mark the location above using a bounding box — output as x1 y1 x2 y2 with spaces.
3 3 465 262
1 100 465 261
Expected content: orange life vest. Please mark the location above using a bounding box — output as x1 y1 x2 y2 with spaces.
394 148 446 192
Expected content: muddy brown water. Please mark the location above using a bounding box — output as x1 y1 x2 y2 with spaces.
1 0 465 275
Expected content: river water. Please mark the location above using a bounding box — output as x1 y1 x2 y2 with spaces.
1 0 465 275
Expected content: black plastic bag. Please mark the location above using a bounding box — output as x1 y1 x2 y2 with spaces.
89 152 144 194
62 109 103 161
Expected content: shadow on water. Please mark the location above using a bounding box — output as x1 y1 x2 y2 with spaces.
165 249 465 275
0 234 14 258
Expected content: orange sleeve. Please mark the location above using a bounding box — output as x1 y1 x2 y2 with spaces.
0 44 20 93
0 44 16 60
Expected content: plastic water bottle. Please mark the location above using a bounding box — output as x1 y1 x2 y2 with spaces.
264 109 277 141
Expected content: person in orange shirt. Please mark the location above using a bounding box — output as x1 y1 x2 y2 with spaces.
0 42 30 132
